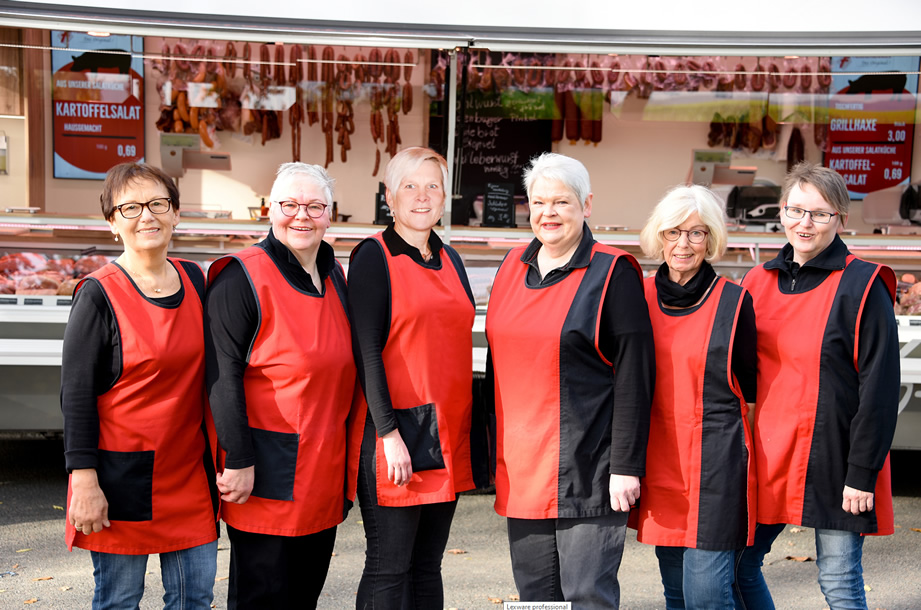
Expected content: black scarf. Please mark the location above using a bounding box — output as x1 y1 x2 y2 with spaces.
654 260 717 308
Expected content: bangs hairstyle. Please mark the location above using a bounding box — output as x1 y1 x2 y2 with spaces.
781 161 850 218
523 152 591 206
639 185 728 262
383 147 449 194
270 162 335 206
100 162 179 221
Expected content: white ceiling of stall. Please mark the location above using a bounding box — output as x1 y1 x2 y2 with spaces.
2 0 921 55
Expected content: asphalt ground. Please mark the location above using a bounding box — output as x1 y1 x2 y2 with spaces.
1 435 920 609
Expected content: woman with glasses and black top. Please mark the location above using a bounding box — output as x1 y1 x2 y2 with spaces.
61 162 219 608
348 147 481 609
204 163 362 609
736 162 899 609
635 185 757 609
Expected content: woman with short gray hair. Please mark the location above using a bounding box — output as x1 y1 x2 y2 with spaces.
205 162 360 608
486 152 655 608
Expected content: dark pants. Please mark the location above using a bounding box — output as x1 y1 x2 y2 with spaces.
226 523 336 610
507 512 628 610
356 425 458 609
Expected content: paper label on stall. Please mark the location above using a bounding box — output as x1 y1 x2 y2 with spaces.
186 82 221 108
240 85 295 111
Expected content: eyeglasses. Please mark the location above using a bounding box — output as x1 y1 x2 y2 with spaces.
783 205 839 224
115 198 172 219
663 228 709 244
275 200 329 218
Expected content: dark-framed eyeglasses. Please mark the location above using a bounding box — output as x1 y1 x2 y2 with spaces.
663 228 709 244
275 200 329 218
115 198 173 219
783 205 839 224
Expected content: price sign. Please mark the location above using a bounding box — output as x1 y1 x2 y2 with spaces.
824 56 919 200
51 31 145 180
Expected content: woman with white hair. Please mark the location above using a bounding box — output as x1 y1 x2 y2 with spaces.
485 152 655 609
204 162 361 609
635 184 757 609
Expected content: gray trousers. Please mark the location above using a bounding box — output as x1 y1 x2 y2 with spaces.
507 511 629 610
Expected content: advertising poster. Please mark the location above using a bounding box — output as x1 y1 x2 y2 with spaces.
51 31 144 179
825 56 919 199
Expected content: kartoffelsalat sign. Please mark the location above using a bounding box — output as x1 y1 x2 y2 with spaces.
51 31 144 180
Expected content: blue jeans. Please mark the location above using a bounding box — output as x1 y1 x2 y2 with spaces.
655 546 736 609
734 523 867 610
90 540 218 610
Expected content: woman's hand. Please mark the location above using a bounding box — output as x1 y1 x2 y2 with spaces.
69 469 111 534
609 474 640 512
216 466 255 504
381 429 413 486
842 485 875 515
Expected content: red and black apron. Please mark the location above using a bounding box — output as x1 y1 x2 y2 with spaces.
743 255 895 534
486 243 640 519
635 276 755 550
359 234 476 507
66 260 218 554
209 246 360 536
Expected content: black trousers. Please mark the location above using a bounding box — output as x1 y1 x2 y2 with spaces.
356 422 459 609
226 523 337 610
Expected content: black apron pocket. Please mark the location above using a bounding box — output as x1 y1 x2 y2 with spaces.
250 427 299 501
394 403 445 472
97 449 155 521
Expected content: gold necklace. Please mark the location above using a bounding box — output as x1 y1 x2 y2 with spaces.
121 262 166 294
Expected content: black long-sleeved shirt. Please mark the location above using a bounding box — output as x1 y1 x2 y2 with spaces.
347 224 474 437
485 225 656 477
203 229 337 469
60 260 204 472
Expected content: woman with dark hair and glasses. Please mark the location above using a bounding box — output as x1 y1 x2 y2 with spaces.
735 162 899 609
635 185 757 609
61 162 219 608
204 162 362 608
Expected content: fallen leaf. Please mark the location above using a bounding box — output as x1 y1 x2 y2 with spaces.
509 594 520 601
215 576 228 581
446 548 467 555
910 528 921 533
487 597 503 604
785 555 814 562
331 552 337 557
24 599 38 605
12 565 19 570
32 577 52 581
789 527 803 533
59 586 72 591
864 584 872 592
52 505 64 511
15 550 31 554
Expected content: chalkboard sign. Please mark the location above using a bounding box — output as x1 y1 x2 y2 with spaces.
483 182 516 228
452 88 553 226
373 182 390 225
